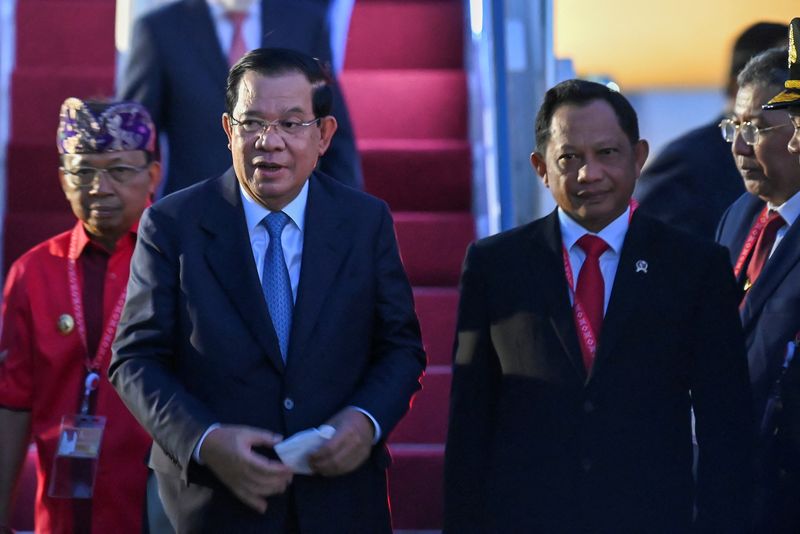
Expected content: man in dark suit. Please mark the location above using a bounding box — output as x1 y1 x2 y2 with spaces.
444 79 753 532
717 41 800 532
634 22 786 239
110 48 425 532
118 0 362 196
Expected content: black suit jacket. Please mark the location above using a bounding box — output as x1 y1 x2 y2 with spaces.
635 118 744 239
110 171 424 532
118 0 362 195
444 210 753 533
717 193 800 531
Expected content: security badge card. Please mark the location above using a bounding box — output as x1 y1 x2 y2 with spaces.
49 401 106 499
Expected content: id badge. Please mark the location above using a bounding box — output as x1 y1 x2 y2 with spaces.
48 414 106 499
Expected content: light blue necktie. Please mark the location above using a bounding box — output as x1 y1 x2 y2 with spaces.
262 212 293 361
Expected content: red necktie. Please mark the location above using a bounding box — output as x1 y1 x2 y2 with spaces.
746 210 784 288
575 235 609 370
226 11 248 67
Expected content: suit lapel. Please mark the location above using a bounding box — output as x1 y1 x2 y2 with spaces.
727 197 766 288
200 170 285 373
287 175 351 368
742 215 800 329
533 212 587 382
187 0 232 84
592 212 653 379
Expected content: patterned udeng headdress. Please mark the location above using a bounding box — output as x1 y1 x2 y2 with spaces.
56 97 156 154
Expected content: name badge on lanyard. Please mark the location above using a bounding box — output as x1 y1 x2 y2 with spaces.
48 226 125 499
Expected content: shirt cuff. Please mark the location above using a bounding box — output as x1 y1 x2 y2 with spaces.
349 406 381 444
192 423 221 464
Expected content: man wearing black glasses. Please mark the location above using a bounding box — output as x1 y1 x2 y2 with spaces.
716 42 800 532
110 48 424 533
0 98 159 533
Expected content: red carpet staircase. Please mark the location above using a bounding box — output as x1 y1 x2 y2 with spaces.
6 0 118 530
5 0 117 267
7 0 473 530
343 0 473 530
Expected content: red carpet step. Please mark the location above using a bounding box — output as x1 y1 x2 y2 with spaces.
6 141 63 212
388 444 445 531
390 366 451 444
340 70 467 140
10 68 114 145
347 0 469 528
15 1 116 70
3 211 74 269
414 287 459 367
360 139 471 212
345 0 463 70
394 212 474 287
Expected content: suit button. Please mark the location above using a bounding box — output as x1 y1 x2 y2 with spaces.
583 400 595 413
283 398 294 410
581 458 592 472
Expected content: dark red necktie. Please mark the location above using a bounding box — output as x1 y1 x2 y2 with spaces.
746 210 784 289
575 235 609 370
226 11 248 67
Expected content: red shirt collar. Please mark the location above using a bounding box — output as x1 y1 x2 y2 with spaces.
66 218 142 260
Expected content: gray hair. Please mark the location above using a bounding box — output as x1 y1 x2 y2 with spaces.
737 47 789 89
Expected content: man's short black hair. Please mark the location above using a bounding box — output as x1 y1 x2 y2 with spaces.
226 47 334 119
727 22 788 98
534 79 640 151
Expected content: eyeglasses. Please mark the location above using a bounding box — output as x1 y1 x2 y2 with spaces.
719 118 792 146
62 165 149 189
229 116 321 137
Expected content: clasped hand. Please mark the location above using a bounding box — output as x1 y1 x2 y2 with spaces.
200 408 375 512
200 425 293 513
308 408 375 477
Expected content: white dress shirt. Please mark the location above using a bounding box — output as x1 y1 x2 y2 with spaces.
241 181 306 301
767 189 800 257
558 207 631 314
206 0 261 56
205 0 354 74
193 181 379 463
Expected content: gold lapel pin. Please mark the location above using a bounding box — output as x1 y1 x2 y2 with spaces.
57 314 75 335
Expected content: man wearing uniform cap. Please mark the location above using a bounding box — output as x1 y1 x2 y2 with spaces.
0 98 160 533
770 19 800 163
724 17 800 532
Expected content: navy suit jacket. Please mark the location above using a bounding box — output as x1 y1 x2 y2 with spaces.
110 171 424 532
717 192 800 530
445 210 753 533
118 0 362 195
635 118 744 239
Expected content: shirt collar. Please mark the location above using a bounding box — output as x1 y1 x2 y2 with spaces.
768 189 800 226
558 206 630 255
206 0 259 20
240 180 309 233
68 219 141 260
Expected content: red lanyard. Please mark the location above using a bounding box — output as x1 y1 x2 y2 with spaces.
733 206 770 280
67 225 128 373
562 200 637 363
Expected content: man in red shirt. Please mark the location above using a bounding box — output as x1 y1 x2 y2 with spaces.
0 98 160 533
